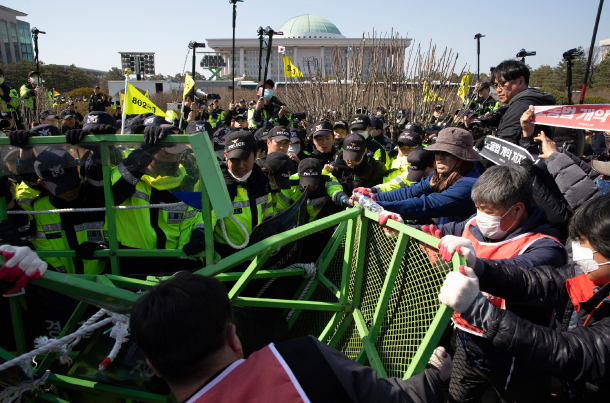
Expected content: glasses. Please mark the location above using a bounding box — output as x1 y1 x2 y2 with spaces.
493 78 517 90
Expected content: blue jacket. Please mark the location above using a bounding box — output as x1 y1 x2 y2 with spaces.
375 167 481 225
417 204 567 269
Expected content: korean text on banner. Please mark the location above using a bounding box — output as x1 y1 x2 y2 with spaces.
532 104 610 131
183 73 195 99
479 136 534 166
124 83 167 117
283 55 303 78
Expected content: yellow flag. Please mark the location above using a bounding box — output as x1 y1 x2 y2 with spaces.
283 54 303 78
423 82 443 102
144 90 149 99
123 83 167 117
52 89 61 97
458 74 470 100
184 73 195 98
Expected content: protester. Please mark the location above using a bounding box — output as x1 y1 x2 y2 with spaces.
439 195 610 402
88 85 110 112
369 128 481 225
130 272 452 403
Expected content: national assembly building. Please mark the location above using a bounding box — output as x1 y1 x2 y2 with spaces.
205 14 411 81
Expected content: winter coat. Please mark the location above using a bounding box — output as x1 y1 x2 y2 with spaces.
545 150 600 211
496 88 556 155
376 166 481 225
463 260 610 402
332 155 386 196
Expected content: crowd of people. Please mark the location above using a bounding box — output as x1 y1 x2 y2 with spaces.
1 58 610 402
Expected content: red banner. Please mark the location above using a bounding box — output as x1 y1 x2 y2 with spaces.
532 104 610 131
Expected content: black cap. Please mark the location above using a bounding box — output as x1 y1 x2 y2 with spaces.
371 117 384 130
39 110 59 121
141 115 167 127
333 120 347 129
28 71 38 77
479 82 491 91
266 152 294 189
254 127 270 140
349 114 371 131
426 125 442 136
60 109 75 120
82 111 118 131
404 122 423 136
267 126 290 142
312 121 333 137
67 101 75 106
464 109 475 118
397 131 422 147
406 147 435 182
342 133 367 161
34 148 80 196
186 120 213 139
238 98 245 103
289 128 305 143
30 124 61 137
234 113 247 121
225 130 256 160
94 84 101 89
438 113 449 121
126 113 155 134
298 158 323 187
435 104 443 110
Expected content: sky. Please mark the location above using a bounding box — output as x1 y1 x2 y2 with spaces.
9 0 610 77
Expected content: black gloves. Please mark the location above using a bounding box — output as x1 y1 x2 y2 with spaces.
86 124 117 135
182 238 206 256
122 145 158 177
0 219 20 243
475 137 486 151
75 241 108 260
8 130 32 148
65 129 88 145
144 126 179 146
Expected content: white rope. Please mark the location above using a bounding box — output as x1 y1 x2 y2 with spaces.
218 215 250 250
285 263 318 321
254 263 317 298
0 309 129 374
0 370 49 403
6 202 187 215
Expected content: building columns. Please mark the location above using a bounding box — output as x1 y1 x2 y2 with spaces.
239 47 244 76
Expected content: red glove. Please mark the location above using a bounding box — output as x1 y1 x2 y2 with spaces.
378 211 403 226
353 187 375 201
0 245 47 288
421 224 442 239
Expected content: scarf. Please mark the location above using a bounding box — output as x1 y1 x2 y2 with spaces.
429 160 474 193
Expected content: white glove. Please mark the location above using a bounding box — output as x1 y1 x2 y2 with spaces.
0 245 47 288
427 346 452 381
438 266 480 313
438 235 477 267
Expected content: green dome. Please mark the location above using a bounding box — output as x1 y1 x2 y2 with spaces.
279 14 344 38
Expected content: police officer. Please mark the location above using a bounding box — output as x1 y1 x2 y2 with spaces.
214 130 273 258
383 130 422 183
261 151 294 213
277 158 351 222
474 82 498 116
328 133 386 196
371 146 435 194
20 71 40 123
0 69 21 129
371 117 393 154
287 128 310 164
66 102 84 128
236 98 248 115
249 80 289 129
310 121 339 167
60 110 77 134
348 114 390 169
29 148 108 275
88 85 110 112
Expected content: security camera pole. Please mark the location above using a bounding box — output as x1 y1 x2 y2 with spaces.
229 0 243 102
474 34 485 81
263 27 283 85
516 48 536 64
189 41 206 79
579 0 604 104
30 27 46 74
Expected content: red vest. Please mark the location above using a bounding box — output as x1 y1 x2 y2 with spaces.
186 343 310 403
452 217 560 337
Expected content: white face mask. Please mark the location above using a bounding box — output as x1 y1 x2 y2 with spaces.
0 77 4 85
263 89 273 100
288 144 300 154
229 169 252 183
572 240 610 274
476 204 516 240
30 76 39 85
356 130 371 139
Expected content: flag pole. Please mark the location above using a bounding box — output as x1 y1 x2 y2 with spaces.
121 73 129 135
178 97 185 130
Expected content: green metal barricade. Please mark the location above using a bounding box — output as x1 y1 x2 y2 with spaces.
0 135 463 402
